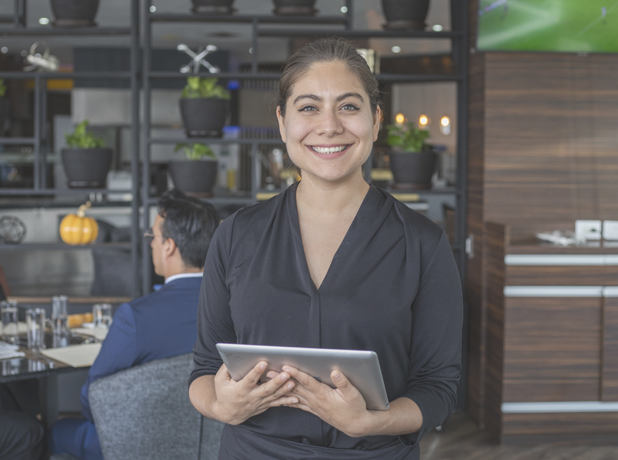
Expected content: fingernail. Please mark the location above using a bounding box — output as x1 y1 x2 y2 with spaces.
267 372 276 379
292 398 298 403
333 371 341 380
287 382 294 389
280 373 289 381
259 362 267 370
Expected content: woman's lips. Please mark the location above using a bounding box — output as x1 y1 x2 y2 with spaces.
307 144 351 159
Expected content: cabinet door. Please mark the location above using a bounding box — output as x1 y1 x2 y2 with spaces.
503 294 602 402
602 288 618 401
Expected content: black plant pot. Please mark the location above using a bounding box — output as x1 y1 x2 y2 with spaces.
179 98 229 138
191 0 235 15
0 97 8 135
273 0 317 16
50 0 99 27
61 148 112 188
168 160 219 197
381 0 430 30
389 151 437 190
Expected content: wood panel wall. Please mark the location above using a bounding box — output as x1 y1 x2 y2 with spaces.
484 222 508 441
465 47 618 425
482 53 618 235
603 296 618 401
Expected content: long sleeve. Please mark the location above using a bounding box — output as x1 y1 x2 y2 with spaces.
190 213 238 385
399 231 463 446
81 303 138 422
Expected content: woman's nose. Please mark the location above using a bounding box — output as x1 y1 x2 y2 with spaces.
316 109 343 136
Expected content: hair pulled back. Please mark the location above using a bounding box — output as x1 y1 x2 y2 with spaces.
277 37 382 117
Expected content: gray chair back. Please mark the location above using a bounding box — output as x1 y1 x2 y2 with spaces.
89 353 223 460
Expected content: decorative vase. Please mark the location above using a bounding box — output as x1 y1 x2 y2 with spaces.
168 160 219 197
381 0 430 30
191 0 235 15
179 98 229 138
389 151 437 190
272 0 317 16
50 0 100 27
61 148 112 188
0 97 8 135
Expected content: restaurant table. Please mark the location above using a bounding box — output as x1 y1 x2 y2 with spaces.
0 349 91 431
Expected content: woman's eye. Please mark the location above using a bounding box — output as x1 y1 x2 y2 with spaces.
342 104 360 111
299 106 317 112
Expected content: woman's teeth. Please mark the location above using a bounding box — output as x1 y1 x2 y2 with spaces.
311 145 347 154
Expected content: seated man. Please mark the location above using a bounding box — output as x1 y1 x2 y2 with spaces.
49 190 219 460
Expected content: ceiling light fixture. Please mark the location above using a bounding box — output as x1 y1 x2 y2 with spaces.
1 47 8 54
395 113 405 124
341 6 348 13
39 18 50 25
391 46 401 54
419 115 430 127
150 6 157 13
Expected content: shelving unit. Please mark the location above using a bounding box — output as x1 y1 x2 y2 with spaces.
0 0 142 298
141 0 468 297
1 0 468 328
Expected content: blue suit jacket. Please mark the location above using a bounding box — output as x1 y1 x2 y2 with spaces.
80 276 203 422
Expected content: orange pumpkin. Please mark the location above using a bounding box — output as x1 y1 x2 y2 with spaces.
59 201 99 245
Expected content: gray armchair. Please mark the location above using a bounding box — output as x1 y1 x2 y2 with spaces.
88 353 224 460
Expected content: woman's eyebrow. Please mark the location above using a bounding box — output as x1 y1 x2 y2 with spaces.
337 92 364 102
292 92 364 104
293 94 321 104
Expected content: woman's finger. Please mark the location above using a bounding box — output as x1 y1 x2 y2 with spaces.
282 365 322 391
237 361 267 394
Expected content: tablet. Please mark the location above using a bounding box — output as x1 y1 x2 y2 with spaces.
216 343 390 411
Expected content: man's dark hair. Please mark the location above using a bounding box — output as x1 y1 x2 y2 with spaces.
157 189 219 269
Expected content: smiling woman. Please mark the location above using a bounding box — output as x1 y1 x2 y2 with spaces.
189 37 463 460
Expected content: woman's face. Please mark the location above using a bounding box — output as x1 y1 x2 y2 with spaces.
277 61 380 186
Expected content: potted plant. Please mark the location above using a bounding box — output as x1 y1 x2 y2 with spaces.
168 143 218 197
191 0 235 15
50 0 100 27
381 0 429 30
62 120 112 188
386 121 436 190
0 79 8 135
179 77 230 138
272 0 317 16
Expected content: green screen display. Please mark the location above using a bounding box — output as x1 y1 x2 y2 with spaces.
477 0 618 53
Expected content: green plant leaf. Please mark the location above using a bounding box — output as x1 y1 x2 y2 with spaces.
0 79 6 98
64 120 106 149
181 77 229 100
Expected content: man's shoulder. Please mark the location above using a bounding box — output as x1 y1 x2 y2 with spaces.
124 278 201 314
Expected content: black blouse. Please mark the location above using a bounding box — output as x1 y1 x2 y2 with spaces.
191 183 463 460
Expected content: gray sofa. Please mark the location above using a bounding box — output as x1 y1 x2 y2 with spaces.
88 353 223 460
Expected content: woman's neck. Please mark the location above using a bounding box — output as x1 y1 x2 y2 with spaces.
295 170 370 217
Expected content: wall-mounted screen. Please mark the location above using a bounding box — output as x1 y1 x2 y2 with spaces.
477 0 618 53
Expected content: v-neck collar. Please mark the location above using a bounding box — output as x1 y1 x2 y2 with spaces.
286 182 387 293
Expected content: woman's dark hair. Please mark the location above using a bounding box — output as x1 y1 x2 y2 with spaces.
157 189 219 269
277 37 382 117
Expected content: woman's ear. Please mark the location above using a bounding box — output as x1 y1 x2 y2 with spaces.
373 106 382 141
276 106 287 143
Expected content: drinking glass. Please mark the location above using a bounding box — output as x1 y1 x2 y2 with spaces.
26 308 46 351
93 304 112 330
52 296 69 348
1 300 19 345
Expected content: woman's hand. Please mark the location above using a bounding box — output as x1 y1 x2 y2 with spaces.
282 366 375 437
211 361 298 425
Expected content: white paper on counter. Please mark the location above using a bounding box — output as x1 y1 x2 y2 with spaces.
41 343 102 367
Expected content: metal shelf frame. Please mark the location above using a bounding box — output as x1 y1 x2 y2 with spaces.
0 0 142 299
